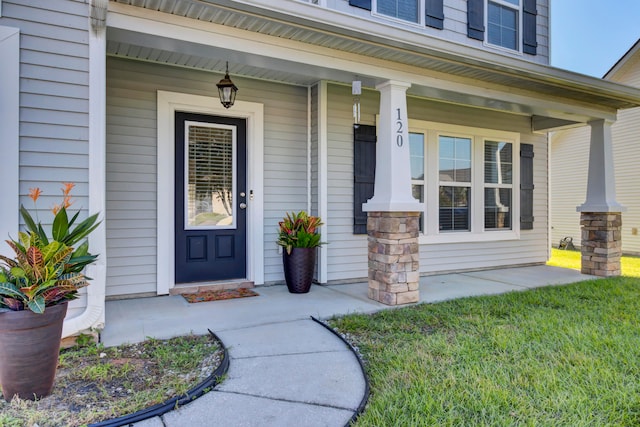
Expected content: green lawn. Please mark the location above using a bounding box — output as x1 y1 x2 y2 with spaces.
330 251 640 426
548 248 640 278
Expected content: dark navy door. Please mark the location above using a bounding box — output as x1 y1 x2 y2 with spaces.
175 112 247 283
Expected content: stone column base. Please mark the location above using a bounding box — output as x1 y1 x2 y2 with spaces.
580 212 622 277
367 211 420 305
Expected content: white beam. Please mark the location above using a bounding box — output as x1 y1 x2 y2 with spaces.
577 119 626 213
0 26 19 258
63 22 107 337
318 81 328 283
364 81 423 212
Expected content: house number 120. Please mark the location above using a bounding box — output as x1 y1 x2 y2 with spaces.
396 108 404 147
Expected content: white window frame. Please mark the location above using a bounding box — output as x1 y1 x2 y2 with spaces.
483 139 514 231
484 0 523 54
436 132 474 233
372 0 425 28
408 120 521 244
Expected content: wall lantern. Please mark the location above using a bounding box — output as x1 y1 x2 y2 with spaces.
216 62 238 109
352 79 361 125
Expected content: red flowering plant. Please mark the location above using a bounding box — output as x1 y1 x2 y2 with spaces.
277 211 324 255
0 183 100 313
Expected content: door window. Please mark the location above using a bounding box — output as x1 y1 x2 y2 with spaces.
185 122 236 230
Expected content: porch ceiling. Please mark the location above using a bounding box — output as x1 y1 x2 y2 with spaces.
109 0 640 122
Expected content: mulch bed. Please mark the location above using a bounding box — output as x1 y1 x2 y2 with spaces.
182 288 259 303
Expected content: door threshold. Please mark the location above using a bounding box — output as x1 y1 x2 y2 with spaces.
169 280 255 296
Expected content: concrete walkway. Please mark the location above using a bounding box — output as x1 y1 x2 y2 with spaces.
100 265 594 427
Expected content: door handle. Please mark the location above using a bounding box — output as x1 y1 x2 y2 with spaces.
239 202 247 209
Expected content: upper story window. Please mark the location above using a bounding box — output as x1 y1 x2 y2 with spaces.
349 0 444 30
487 0 521 51
467 0 537 55
376 0 420 23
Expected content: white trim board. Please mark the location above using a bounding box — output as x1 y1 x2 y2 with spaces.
157 91 265 294
0 26 19 258
63 24 107 338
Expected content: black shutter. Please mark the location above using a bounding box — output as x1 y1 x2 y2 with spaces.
353 125 376 234
426 0 444 29
522 0 538 55
467 0 485 40
520 143 534 230
349 0 371 11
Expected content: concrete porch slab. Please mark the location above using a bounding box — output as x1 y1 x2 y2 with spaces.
102 265 592 347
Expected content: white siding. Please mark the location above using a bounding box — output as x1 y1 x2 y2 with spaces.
325 85 379 282
549 127 588 249
106 57 308 296
551 50 640 255
326 83 548 282
0 0 90 318
328 0 549 65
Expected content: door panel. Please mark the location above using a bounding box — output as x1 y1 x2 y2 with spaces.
175 112 247 283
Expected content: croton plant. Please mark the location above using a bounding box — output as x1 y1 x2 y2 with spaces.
277 211 324 255
0 183 100 313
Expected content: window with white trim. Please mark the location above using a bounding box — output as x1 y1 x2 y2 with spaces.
375 0 420 23
409 132 425 231
487 0 521 51
484 141 513 230
408 121 520 243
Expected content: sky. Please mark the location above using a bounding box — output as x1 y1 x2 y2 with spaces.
551 1 640 77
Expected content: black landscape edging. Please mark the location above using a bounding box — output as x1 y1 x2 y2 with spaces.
89 329 229 427
310 316 370 427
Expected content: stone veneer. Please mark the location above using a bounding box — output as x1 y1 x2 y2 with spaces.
367 211 420 305
580 212 622 277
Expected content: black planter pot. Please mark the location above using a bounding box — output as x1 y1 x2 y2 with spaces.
0 302 68 401
283 247 317 293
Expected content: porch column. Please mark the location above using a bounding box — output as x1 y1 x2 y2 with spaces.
363 81 423 306
576 119 625 277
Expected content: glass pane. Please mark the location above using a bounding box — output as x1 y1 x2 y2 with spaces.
455 160 472 182
439 136 455 158
502 27 517 50
187 124 235 228
412 184 424 232
409 133 424 180
484 188 512 229
377 0 419 22
439 159 455 181
484 141 513 184
488 2 518 50
439 186 470 231
439 136 471 183
456 138 471 159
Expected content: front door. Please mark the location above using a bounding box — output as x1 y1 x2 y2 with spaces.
175 112 247 283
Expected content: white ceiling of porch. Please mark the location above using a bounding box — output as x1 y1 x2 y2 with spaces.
106 38 323 86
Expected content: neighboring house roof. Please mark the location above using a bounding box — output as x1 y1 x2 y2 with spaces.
604 38 640 81
110 0 640 120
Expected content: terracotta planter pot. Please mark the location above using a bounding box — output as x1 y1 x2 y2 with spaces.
283 247 317 293
0 302 68 401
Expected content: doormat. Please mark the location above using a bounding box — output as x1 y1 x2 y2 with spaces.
182 288 259 303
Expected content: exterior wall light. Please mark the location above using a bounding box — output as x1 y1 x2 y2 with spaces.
216 62 238 109
352 79 361 125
